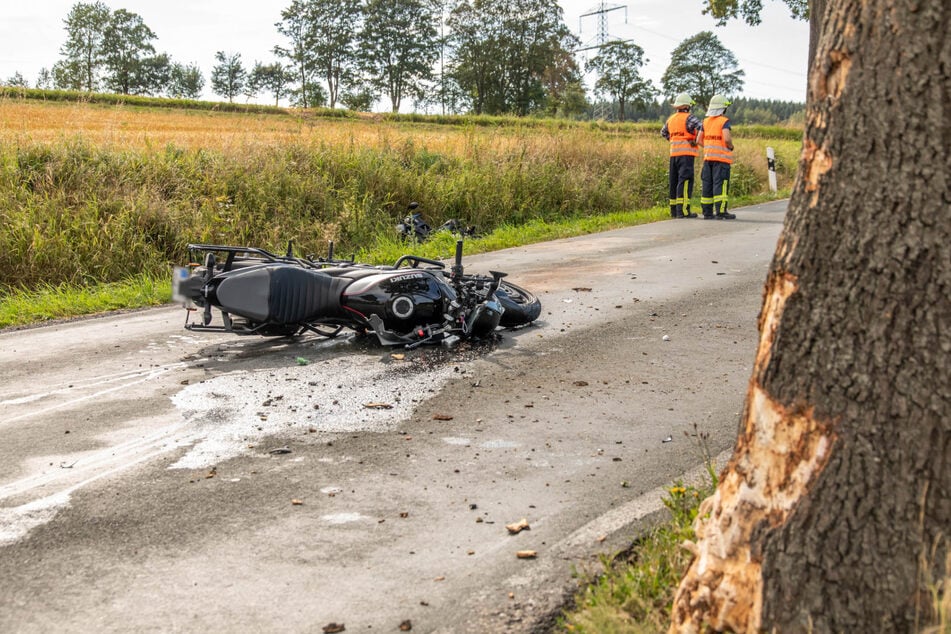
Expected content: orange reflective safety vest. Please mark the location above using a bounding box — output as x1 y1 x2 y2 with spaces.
702 116 733 164
666 112 699 157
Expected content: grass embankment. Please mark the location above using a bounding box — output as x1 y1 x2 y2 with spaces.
559 468 717 633
0 97 800 328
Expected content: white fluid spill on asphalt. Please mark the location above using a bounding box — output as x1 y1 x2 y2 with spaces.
170 356 456 470
322 512 366 525
0 493 70 547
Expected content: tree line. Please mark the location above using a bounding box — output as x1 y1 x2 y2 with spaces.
3 0 804 123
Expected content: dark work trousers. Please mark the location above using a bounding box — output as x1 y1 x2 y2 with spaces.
701 161 731 216
668 155 696 217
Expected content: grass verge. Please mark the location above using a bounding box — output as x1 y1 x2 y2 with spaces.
557 465 718 633
0 274 170 329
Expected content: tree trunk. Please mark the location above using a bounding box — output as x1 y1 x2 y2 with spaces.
670 0 950 632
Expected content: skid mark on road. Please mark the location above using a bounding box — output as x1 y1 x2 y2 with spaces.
1 363 190 423
0 428 196 546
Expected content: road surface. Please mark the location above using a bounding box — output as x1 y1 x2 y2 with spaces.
0 201 786 633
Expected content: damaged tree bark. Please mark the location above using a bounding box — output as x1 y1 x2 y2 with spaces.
670 0 950 632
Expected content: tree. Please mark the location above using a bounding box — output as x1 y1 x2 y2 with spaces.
670 0 950 631
169 62 205 99
249 62 294 106
51 60 84 90
586 40 655 121
540 47 586 118
448 0 577 116
211 51 247 103
358 0 438 113
5 72 30 88
307 0 362 109
661 31 744 110
35 68 52 90
58 1 111 92
101 9 158 95
340 87 375 112
274 0 318 108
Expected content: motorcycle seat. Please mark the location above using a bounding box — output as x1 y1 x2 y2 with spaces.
216 265 350 324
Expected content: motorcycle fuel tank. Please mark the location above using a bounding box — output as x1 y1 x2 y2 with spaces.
342 270 455 331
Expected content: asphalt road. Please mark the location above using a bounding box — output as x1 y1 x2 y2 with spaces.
0 200 787 633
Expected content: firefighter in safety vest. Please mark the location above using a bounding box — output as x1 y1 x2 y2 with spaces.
661 92 701 218
697 94 736 219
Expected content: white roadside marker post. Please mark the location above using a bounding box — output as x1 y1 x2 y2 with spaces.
766 146 778 193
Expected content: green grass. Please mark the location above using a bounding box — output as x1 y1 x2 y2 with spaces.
557 471 718 633
0 274 169 328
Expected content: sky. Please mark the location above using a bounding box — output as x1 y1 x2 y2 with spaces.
0 0 810 107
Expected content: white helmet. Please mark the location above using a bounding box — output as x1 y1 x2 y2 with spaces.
708 94 732 110
672 92 695 107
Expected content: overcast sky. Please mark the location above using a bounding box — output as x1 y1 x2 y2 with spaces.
0 0 809 107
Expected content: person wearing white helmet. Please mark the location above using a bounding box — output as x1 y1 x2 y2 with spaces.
661 92 702 218
697 94 737 220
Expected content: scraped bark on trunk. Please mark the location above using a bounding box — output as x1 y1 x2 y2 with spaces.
670 0 950 632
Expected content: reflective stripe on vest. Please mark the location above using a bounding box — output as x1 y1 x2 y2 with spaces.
702 116 733 164
667 112 699 157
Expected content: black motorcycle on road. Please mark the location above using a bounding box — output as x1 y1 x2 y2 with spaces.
173 237 541 349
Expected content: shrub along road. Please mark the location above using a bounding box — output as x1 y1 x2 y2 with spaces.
0 200 786 633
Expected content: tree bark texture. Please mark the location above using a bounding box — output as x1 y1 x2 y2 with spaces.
671 0 950 632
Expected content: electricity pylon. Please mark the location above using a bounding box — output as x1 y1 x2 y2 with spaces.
578 2 628 120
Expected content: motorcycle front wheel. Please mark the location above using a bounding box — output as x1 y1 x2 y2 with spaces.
495 281 542 328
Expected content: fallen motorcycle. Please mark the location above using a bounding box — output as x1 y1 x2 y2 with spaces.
396 202 477 242
172 238 541 348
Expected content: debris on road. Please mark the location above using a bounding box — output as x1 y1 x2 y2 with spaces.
364 402 393 409
432 413 454 421
322 623 345 633
291 499 303 506
516 550 538 559
399 620 413 631
506 518 530 534
268 447 292 455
